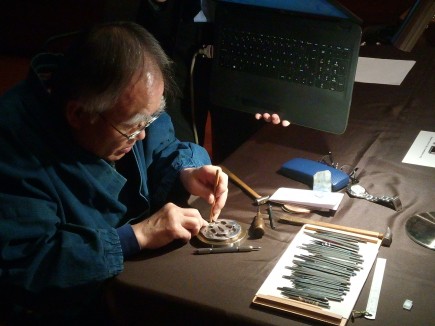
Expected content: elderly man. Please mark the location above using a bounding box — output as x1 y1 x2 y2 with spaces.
0 21 228 324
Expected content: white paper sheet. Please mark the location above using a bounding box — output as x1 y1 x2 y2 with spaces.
269 187 344 211
355 57 416 85
402 130 435 168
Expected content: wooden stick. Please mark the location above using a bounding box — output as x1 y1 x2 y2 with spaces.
279 215 383 239
209 169 220 222
220 165 261 199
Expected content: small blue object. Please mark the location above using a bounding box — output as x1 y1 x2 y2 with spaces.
279 158 350 192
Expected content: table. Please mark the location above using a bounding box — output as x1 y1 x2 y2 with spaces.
106 41 435 325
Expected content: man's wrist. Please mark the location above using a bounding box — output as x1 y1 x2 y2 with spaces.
116 224 141 258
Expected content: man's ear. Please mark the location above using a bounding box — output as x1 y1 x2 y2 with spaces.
65 101 86 129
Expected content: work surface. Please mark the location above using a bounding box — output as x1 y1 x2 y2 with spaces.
107 43 435 325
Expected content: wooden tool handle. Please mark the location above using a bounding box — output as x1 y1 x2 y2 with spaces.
209 169 220 222
220 165 260 199
249 207 265 239
279 215 383 239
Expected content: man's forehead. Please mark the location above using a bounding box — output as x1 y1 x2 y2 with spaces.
116 96 165 126
111 71 164 121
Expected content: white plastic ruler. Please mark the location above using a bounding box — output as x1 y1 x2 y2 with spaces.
365 257 387 319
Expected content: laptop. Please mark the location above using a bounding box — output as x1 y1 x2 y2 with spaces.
209 0 362 134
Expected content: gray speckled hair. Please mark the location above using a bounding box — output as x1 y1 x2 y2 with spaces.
51 21 177 114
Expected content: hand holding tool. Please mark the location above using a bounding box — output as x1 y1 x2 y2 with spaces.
209 169 220 222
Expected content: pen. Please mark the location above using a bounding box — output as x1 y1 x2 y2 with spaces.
194 246 261 255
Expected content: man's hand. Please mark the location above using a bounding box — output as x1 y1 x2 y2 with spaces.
179 165 228 221
255 113 291 127
132 203 208 249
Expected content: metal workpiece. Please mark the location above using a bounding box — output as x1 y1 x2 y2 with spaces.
193 219 247 248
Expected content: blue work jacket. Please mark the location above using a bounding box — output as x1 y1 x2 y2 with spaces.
0 54 211 322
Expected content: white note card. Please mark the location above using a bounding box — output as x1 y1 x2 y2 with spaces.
355 57 415 85
402 130 435 168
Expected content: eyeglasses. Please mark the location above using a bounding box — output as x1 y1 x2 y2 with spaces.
99 108 164 141
319 151 359 183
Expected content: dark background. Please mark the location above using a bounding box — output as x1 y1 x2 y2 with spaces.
1 0 432 159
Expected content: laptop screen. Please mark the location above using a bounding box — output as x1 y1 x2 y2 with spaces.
218 0 350 19
211 0 363 134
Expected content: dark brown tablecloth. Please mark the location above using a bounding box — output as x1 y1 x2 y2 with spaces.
106 42 435 325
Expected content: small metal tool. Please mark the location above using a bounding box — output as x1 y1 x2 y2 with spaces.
381 227 393 247
267 204 276 229
351 310 372 322
249 206 266 239
194 246 261 254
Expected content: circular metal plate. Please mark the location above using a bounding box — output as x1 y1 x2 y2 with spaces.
193 219 247 248
405 212 435 250
200 219 242 240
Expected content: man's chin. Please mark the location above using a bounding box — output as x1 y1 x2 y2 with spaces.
119 146 132 155
108 151 127 162
104 146 132 162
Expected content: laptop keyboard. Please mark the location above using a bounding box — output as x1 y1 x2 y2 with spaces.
218 28 352 92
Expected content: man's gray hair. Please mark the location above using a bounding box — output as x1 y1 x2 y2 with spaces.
52 21 177 114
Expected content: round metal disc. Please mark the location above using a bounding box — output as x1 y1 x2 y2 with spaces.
405 212 435 250
193 219 247 248
199 219 242 240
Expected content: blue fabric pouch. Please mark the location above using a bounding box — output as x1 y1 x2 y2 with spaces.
279 158 349 191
